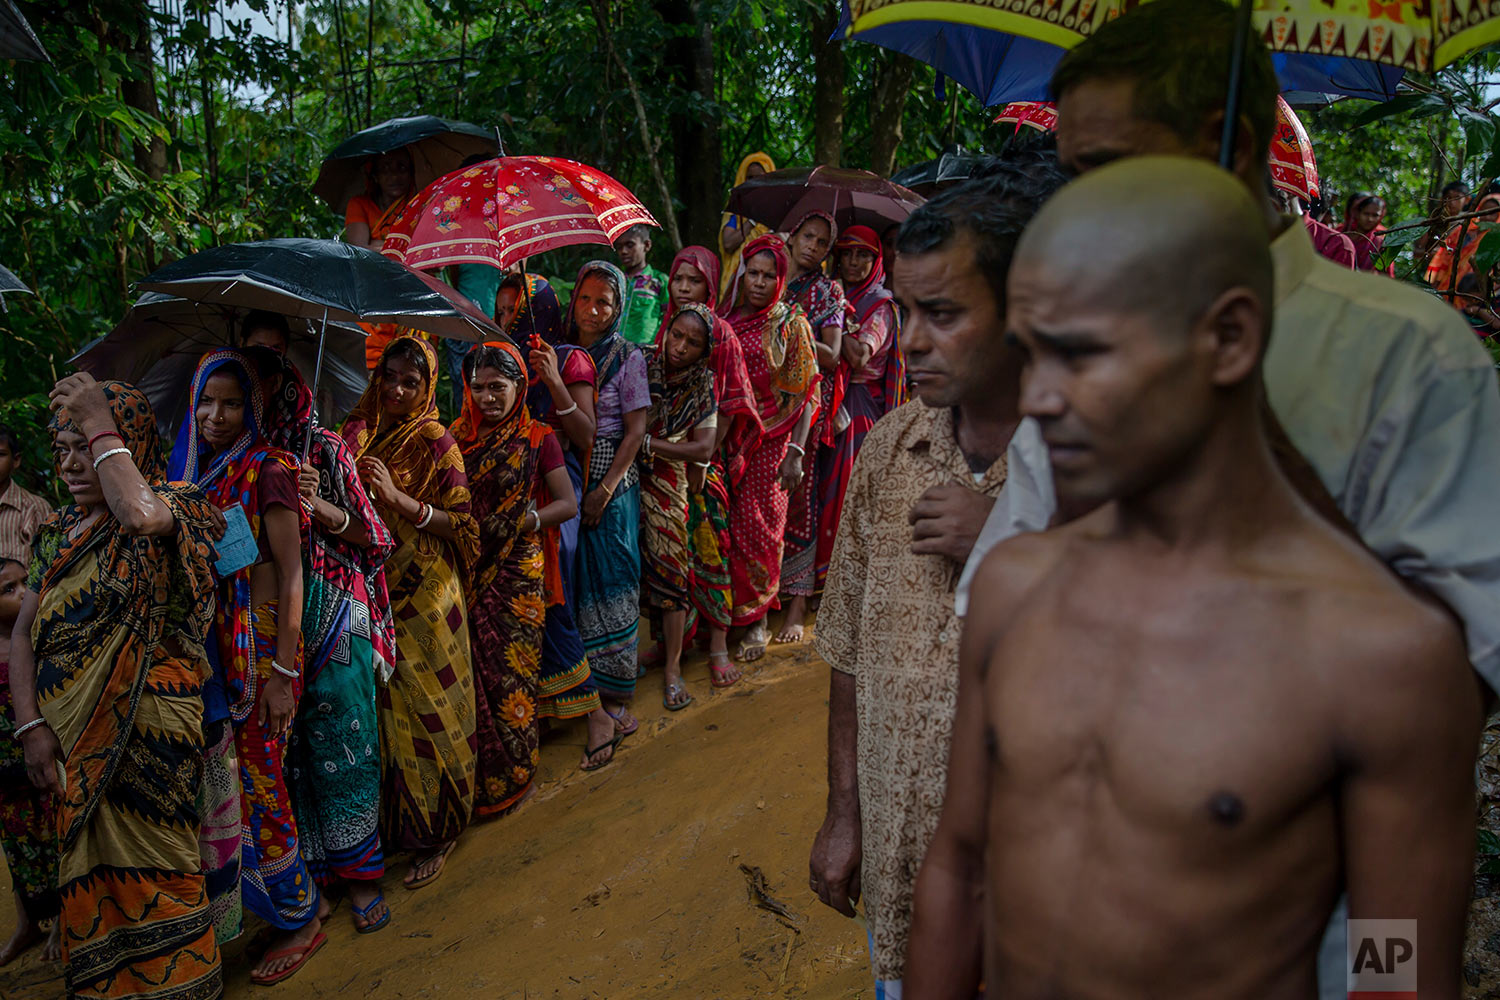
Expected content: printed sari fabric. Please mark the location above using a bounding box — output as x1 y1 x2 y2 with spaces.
31 380 222 1000
568 261 649 699
641 303 719 613
169 349 319 933
718 234 820 625
0 655 58 925
343 335 480 852
261 353 395 888
452 341 568 815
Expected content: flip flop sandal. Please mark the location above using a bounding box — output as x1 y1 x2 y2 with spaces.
351 893 390 935
708 656 741 688
581 733 623 772
403 841 456 891
663 679 694 711
604 705 639 739
250 932 327 987
737 639 767 662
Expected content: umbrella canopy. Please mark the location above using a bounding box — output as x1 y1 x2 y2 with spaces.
836 2 1407 105
1269 96 1319 203
891 146 984 197
0 262 31 312
71 293 370 437
136 239 502 342
313 116 498 216
0 0 48 63
380 155 659 272
994 101 1058 133
725 166 925 235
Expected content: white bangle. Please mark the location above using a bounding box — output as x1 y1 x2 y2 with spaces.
92 446 131 469
416 503 435 529
528 510 540 532
333 508 352 535
271 659 299 680
12 718 48 741
643 434 653 459
694 461 713 469
786 442 805 457
555 401 579 418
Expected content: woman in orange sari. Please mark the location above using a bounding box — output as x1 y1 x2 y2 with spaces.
1427 192 1500 296
344 147 417 367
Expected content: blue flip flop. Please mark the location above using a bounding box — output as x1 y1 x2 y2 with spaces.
351 893 390 934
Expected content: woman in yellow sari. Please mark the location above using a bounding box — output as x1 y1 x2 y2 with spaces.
342 336 480 890
10 374 222 1000
719 151 776 300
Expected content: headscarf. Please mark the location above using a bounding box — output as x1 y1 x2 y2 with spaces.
785 209 839 251
168 349 269 488
836 224 908 411
653 246 724 345
719 152 778 300
256 348 397 681
721 233 821 446
566 260 635 388
648 303 719 442
34 381 219 851
452 341 566 607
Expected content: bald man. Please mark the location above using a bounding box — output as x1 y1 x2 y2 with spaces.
904 158 1483 1000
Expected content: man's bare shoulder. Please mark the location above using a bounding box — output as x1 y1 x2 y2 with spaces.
966 514 1098 637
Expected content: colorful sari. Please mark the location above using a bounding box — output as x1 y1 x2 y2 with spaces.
347 179 418 369
0 652 58 926
719 151 777 301
641 302 720 615
452 341 569 815
569 261 650 700
343 336 480 852
718 234 820 625
514 276 602 721
261 353 397 888
1427 194 1500 294
781 211 846 600
31 380 222 1000
169 350 319 935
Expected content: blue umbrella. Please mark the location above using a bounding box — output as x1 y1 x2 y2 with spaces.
834 3 1403 106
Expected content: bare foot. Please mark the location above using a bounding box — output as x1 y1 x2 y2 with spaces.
709 651 742 688
774 596 808 643
250 914 323 983
347 880 388 932
403 841 456 890
583 708 618 768
40 921 60 962
0 918 41 967
738 620 769 662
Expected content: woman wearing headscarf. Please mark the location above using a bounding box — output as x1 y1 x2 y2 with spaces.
564 261 651 734
650 246 759 686
1337 191 1394 275
1428 191 1500 295
503 274 617 768
344 147 417 368
453 342 581 809
640 303 720 709
719 151 777 300
342 336 480 890
247 346 397 935
818 224 907 588
10 374 223 1000
719 234 820 662
169 349 324 984
777 210 846 644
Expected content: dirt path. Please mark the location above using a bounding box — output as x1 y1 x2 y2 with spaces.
0 637 874 999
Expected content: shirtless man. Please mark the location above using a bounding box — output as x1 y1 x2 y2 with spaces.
904 158 1484 999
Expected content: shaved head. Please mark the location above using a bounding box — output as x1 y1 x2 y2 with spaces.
1016 156 1272 342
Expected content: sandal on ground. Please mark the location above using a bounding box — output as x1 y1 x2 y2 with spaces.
737 638 767 663
351 893 390 934
708 654 741 688
604 705 639 738
581 733 623 772
250 933 327 986
403 841 456 891
663 678 694 711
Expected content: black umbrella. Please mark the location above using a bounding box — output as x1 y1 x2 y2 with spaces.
313 115 498 216
0 262 31 312
0 0 49 63
71 293 370 438
136 239 503 455
725 166 925 235
891 146 983 197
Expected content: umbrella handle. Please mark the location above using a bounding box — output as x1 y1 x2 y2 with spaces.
521 257 543 386
1219 0 1254 170
303 307 329 462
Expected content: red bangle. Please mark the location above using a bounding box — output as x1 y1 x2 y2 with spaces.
87 430 123 451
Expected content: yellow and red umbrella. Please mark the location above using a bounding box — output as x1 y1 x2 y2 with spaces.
381 156 658 273
1268 96 1319 203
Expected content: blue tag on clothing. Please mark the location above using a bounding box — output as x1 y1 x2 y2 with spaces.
213 504 257 577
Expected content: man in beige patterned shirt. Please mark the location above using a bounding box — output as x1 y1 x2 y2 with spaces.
810 159 1066 998
0 424 50 564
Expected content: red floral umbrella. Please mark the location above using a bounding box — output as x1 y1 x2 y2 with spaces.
380 156 658 272
1268 96 1319 203
993 101 1058 134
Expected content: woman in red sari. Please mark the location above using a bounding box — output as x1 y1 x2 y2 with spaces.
718 234 820 661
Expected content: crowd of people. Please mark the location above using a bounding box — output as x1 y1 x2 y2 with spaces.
0 123 905 993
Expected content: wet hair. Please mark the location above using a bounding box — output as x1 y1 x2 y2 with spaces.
1051 0 1278 166
241 309 290 345
381 338 431 382
0 423 18 456
241 344 283 380
896 149 1069 308
618 224 653 245
463 343 525 385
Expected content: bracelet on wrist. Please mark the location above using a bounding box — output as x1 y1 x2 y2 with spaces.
12 718 49 741
786 442 806 458
87 429 123 451
416 502 435 529
333 508 352 535
271 659 299 680
555 401 579 418
93 446 132 470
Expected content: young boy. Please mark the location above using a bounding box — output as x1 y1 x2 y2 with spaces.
0 554 59 965
0 425 50 562
615 224 668 345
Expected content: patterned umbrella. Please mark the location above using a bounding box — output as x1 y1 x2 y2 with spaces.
380 156 659 272
993 101 1058 134
0 0 48 63
1269 96 1319 203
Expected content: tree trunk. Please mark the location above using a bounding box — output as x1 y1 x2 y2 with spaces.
656 0 721 247
109 9 167 181
286 0 296 126
811 1 845 166
868 52 916 177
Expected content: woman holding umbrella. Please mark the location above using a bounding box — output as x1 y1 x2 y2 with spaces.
344 148 417 369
